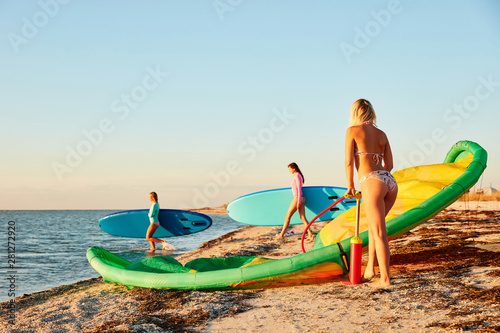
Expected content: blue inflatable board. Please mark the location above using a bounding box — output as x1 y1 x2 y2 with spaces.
227 186 355 226
99 209 212 238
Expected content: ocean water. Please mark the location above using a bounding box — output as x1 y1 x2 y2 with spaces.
0 210 243 303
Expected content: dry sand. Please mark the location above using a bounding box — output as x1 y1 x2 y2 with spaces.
1 204 499 332
448 200 500 212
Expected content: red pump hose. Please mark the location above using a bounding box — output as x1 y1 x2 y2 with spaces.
301 196 346 253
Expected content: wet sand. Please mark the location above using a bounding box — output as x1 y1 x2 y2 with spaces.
1 204 499 332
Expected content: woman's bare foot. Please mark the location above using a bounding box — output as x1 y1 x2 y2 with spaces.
275 235 285 241
369 278 391 288
362 270 375 282
361 274 374 283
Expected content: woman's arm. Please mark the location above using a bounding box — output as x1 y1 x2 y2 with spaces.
149 203 159 219
294 174 303 206
148 204 154 218
345 128 356 196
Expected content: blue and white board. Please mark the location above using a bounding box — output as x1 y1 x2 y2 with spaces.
99 209 212 238
227 186 356 226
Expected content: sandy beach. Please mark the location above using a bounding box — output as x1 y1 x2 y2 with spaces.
1 203 499 332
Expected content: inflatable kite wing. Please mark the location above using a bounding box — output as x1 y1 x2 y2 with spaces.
87 140 487 290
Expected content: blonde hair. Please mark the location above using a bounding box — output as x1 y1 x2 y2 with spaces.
150 192 158 203
349 99 377 126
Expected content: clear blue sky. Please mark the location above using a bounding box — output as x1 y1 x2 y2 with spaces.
1 1 499 209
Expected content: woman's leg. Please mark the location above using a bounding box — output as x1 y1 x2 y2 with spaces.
298 197 313 238
276 197 298 239
146 223 171 250
364 223 377 280
146 223 160 250
364 182 397 281
360 178 391 287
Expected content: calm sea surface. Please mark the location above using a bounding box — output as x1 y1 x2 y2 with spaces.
0 210 243 303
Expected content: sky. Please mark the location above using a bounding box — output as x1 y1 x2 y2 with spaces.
1 0 499 210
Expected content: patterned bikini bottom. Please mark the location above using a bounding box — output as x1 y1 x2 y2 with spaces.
359 170 397 192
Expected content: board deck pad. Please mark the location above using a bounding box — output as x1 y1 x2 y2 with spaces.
227 186 356 226
99 209 212 238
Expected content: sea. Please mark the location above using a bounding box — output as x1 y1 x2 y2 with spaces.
0 210 243 303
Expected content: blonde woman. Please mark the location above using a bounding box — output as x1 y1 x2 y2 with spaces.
345 99 398 287
146 192 171 251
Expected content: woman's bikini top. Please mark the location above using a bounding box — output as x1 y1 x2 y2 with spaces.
353 121 384 164
354 149 384 165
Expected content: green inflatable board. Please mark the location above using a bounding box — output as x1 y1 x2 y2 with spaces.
87 141 487 290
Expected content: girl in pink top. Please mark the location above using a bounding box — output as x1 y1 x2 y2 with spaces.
276 163 314 241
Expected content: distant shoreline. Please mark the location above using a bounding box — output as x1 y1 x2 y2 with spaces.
0 205 230 212
2 199 499 212
188 204 229 215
